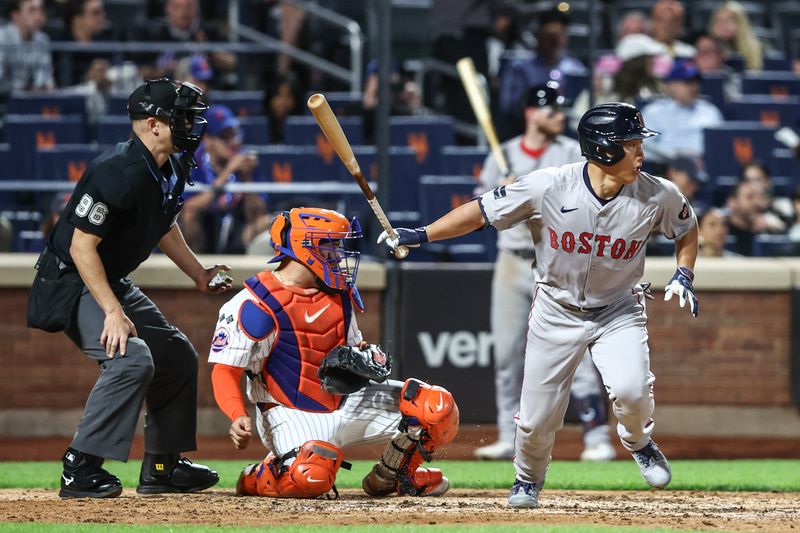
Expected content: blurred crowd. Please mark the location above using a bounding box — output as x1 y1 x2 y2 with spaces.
1 0 800 257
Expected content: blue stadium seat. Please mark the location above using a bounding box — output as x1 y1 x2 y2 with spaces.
238 116 270 146
771 148 800 178
771 176 797 198
741 71 800 97
419 175 496 262
107 92 129 115
283 116 363 146
347 146 421 216
95 116 132 144
7 92 87 117
4 115 87 180
763 52 792 71
35 144 107 181
0 143 10 179
700 74 726 109
563 70 590 103
703 122 779 178
440 146 488 178
251 146 329 183
390 116 455 176
208 91 263 116
713 175 738 205
752 234 800 256
726 95 800 127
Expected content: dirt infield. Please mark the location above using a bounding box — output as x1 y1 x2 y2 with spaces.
1 488 798 531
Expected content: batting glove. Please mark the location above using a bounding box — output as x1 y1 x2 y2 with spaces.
664 267 698 317
377 227 428 250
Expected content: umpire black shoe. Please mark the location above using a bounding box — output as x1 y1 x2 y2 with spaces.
136 453 219 494
59 447 123 499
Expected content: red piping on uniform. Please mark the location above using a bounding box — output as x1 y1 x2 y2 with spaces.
520 140 548 159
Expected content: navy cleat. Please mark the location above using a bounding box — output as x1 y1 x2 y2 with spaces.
631 440 672 489
507 479 544 508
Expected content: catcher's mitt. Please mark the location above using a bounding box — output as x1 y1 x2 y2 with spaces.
318 344 392 395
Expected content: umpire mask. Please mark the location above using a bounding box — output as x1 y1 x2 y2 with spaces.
128 79 209 169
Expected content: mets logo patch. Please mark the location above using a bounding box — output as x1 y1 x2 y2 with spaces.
678 201 690 220
211 327 230 353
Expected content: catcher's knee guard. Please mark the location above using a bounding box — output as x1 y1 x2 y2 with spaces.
236 440 348 499
362 379 459 497
399 378 459 449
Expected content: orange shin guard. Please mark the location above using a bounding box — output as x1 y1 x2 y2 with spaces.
237 441 346 498
399 378 460 449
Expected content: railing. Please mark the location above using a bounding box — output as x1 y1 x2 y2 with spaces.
0 181 370 194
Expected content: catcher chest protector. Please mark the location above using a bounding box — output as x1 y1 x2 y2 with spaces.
577 102 659 165
243 271 351 412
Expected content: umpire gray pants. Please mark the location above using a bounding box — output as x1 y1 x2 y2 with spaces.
66 282 199 462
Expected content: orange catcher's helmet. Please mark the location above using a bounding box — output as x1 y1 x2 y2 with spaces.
268 207 362 291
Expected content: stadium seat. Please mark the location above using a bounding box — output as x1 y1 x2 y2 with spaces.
96 116 132 144
0 143 10 179
713 175 738 205
283 116 363 146
4 115 87 180
347 146 421 216
7 92 87 117
771 148 800 178
419 175 496 262
208 91 263 116
771 176 797 198
763 51 792 72
440 146 488 178
35 144 107 182
563 70 590 104
752 234 800 257
703 122 779 179
741 71 800 98
107 92 129 115
390 116 455 176
700 74 726 109
238 116 270 146
726 96 800 128
250 146 326 183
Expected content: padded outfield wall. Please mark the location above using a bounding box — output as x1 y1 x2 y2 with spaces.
0 254 798 441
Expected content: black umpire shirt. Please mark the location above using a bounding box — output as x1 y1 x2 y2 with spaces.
48 134 187 281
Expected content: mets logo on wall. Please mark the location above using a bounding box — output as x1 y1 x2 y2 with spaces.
211 327 230 353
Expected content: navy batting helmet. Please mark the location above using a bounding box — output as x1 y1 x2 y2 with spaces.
577 102 659 165
526 81 570 109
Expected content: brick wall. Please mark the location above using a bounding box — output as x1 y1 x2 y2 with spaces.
2 288 382 410
1 288 791 411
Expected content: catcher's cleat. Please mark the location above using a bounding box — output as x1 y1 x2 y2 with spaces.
362 463 449 497
136 454 219 494
507 479 544 508
630 440 671 489
59 447 122 499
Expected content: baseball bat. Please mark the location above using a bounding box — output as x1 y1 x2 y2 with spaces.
456 57 516 184
307 93 409 259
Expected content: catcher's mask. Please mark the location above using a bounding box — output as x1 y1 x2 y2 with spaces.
128 78 209 169
268 207 362 291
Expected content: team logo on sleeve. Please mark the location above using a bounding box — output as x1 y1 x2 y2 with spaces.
493 186 507 199
211 327 230 353
678 201 690 220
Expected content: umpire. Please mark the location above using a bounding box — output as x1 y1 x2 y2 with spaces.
27 78 233 498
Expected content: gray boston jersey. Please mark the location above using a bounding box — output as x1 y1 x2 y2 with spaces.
477 135 583 252
480 161 696 309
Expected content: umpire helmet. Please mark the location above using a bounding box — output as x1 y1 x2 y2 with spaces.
577 102 659 165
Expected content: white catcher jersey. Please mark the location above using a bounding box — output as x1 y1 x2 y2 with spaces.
207 287 363 406
479 161 696 309
477 135 583 252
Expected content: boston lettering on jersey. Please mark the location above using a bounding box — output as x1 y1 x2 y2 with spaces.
547 227 644 260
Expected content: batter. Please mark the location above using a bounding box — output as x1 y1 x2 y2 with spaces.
379 103 699 508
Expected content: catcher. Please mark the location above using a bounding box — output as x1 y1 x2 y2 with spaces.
209 207 459 498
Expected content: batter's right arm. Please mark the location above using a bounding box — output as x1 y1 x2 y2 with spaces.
377 199 486 251
70 228 137 356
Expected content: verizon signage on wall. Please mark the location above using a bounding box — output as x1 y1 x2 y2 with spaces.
391 264 497 423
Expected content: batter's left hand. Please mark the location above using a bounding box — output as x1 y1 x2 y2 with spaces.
197 264 233 294
664 267 698 317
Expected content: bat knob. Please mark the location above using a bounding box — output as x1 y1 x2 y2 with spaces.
394 246 410 260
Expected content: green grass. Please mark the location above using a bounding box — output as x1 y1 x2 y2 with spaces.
0 526 698 533
1 459 798 492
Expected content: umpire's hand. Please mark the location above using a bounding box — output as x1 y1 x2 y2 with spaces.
101 308 138 357
196 264 233 294
230 415 252 450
